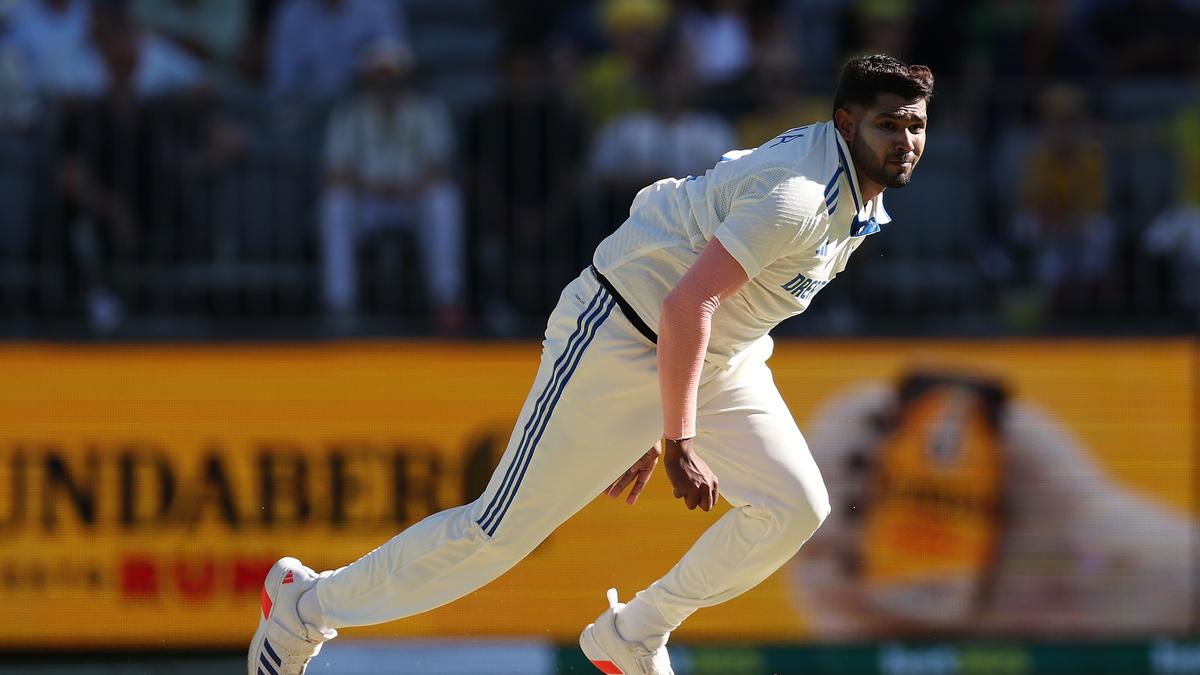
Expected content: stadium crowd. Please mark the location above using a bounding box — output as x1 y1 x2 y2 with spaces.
0 0 1197 337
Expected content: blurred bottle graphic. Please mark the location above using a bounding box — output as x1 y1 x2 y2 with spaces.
793 366 1194 638
857 381 1004 623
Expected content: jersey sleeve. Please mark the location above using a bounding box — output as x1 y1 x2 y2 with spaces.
713 176 824 279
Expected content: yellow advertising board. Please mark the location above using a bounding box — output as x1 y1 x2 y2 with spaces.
0 340 1193 648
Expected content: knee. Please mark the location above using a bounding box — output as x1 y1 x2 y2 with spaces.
809 491 832 531
466 502 546 560
766 478 831 543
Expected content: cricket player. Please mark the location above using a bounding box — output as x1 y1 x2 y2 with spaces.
249 54 933 675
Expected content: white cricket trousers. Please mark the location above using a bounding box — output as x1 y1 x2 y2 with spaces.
314 268 831 631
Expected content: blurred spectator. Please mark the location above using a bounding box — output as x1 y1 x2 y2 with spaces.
844 0 914 62
678 0 753 87
541 1 609 94
503 0 599 53
736 45 828 148
3 0 105 97
318 41 464 331
742 0 798 64
56 7 241 333
965 0 1098 83
267 0 407 100
0 0 39 128
906 1 969 80
88 3 207 98
587 58 735 205
228 0 282 84
783 0 853 87
1090 0 1200 77
1011 85 1113 310
465 44 586 324
961 0 1035 133
1143 54 1200 316
1023 0 1099 80
573 0 670 129
1145 205 1200 317
133 0 247 80
6 0 205 100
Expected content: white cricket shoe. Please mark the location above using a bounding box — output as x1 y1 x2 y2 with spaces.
248 557 336 675
579 588 674 675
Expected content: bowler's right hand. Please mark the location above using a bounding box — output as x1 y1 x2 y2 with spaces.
663 438 719 511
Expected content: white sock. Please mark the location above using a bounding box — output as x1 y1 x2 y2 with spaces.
616 594 674 650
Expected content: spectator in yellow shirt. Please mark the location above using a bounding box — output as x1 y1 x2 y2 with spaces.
1013 85 1113 304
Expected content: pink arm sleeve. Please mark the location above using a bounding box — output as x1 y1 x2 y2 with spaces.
659 239 750 440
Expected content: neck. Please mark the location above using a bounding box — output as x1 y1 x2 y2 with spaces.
856 169 885 204
836 126 885 205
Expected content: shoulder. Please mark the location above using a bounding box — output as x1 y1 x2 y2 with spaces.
756 171 826 209
752 123 840 177
725 172 826 229
780 176 832 228
758 120 831 152
745 175 829 233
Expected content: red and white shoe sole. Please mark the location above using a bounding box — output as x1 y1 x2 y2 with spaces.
579 624 626 674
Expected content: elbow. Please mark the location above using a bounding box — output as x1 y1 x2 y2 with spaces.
660 289 691 325
660 289 682 320
661 287 719 325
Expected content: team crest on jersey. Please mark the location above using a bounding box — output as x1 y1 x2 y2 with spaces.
781 272 829 301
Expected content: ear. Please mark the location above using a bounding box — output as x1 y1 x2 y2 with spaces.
833 107 856 143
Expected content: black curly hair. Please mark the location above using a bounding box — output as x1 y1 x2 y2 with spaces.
832 54 935 115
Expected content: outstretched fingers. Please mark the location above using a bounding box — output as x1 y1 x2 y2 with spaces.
626 465 654 505
605 469 636 498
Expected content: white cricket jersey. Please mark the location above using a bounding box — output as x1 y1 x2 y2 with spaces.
593 118 891 368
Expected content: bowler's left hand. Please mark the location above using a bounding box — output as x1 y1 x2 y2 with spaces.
604 443 662 505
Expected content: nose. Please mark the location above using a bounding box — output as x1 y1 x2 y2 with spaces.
895 129 916 153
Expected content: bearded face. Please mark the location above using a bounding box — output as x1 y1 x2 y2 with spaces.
844 94 928 191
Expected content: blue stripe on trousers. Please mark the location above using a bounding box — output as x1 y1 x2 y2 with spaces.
479 291 616 535
484 295 617 535
477 286 612 534
476 287 607 531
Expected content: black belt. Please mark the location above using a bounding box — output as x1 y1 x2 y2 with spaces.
590 265 658 344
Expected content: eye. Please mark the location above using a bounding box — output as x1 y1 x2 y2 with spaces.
910 124 926 134
880 121 895 130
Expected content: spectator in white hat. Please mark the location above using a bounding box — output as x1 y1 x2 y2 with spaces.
318 39 465 331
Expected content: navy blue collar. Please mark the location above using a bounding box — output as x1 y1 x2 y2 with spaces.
834 133 864 214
